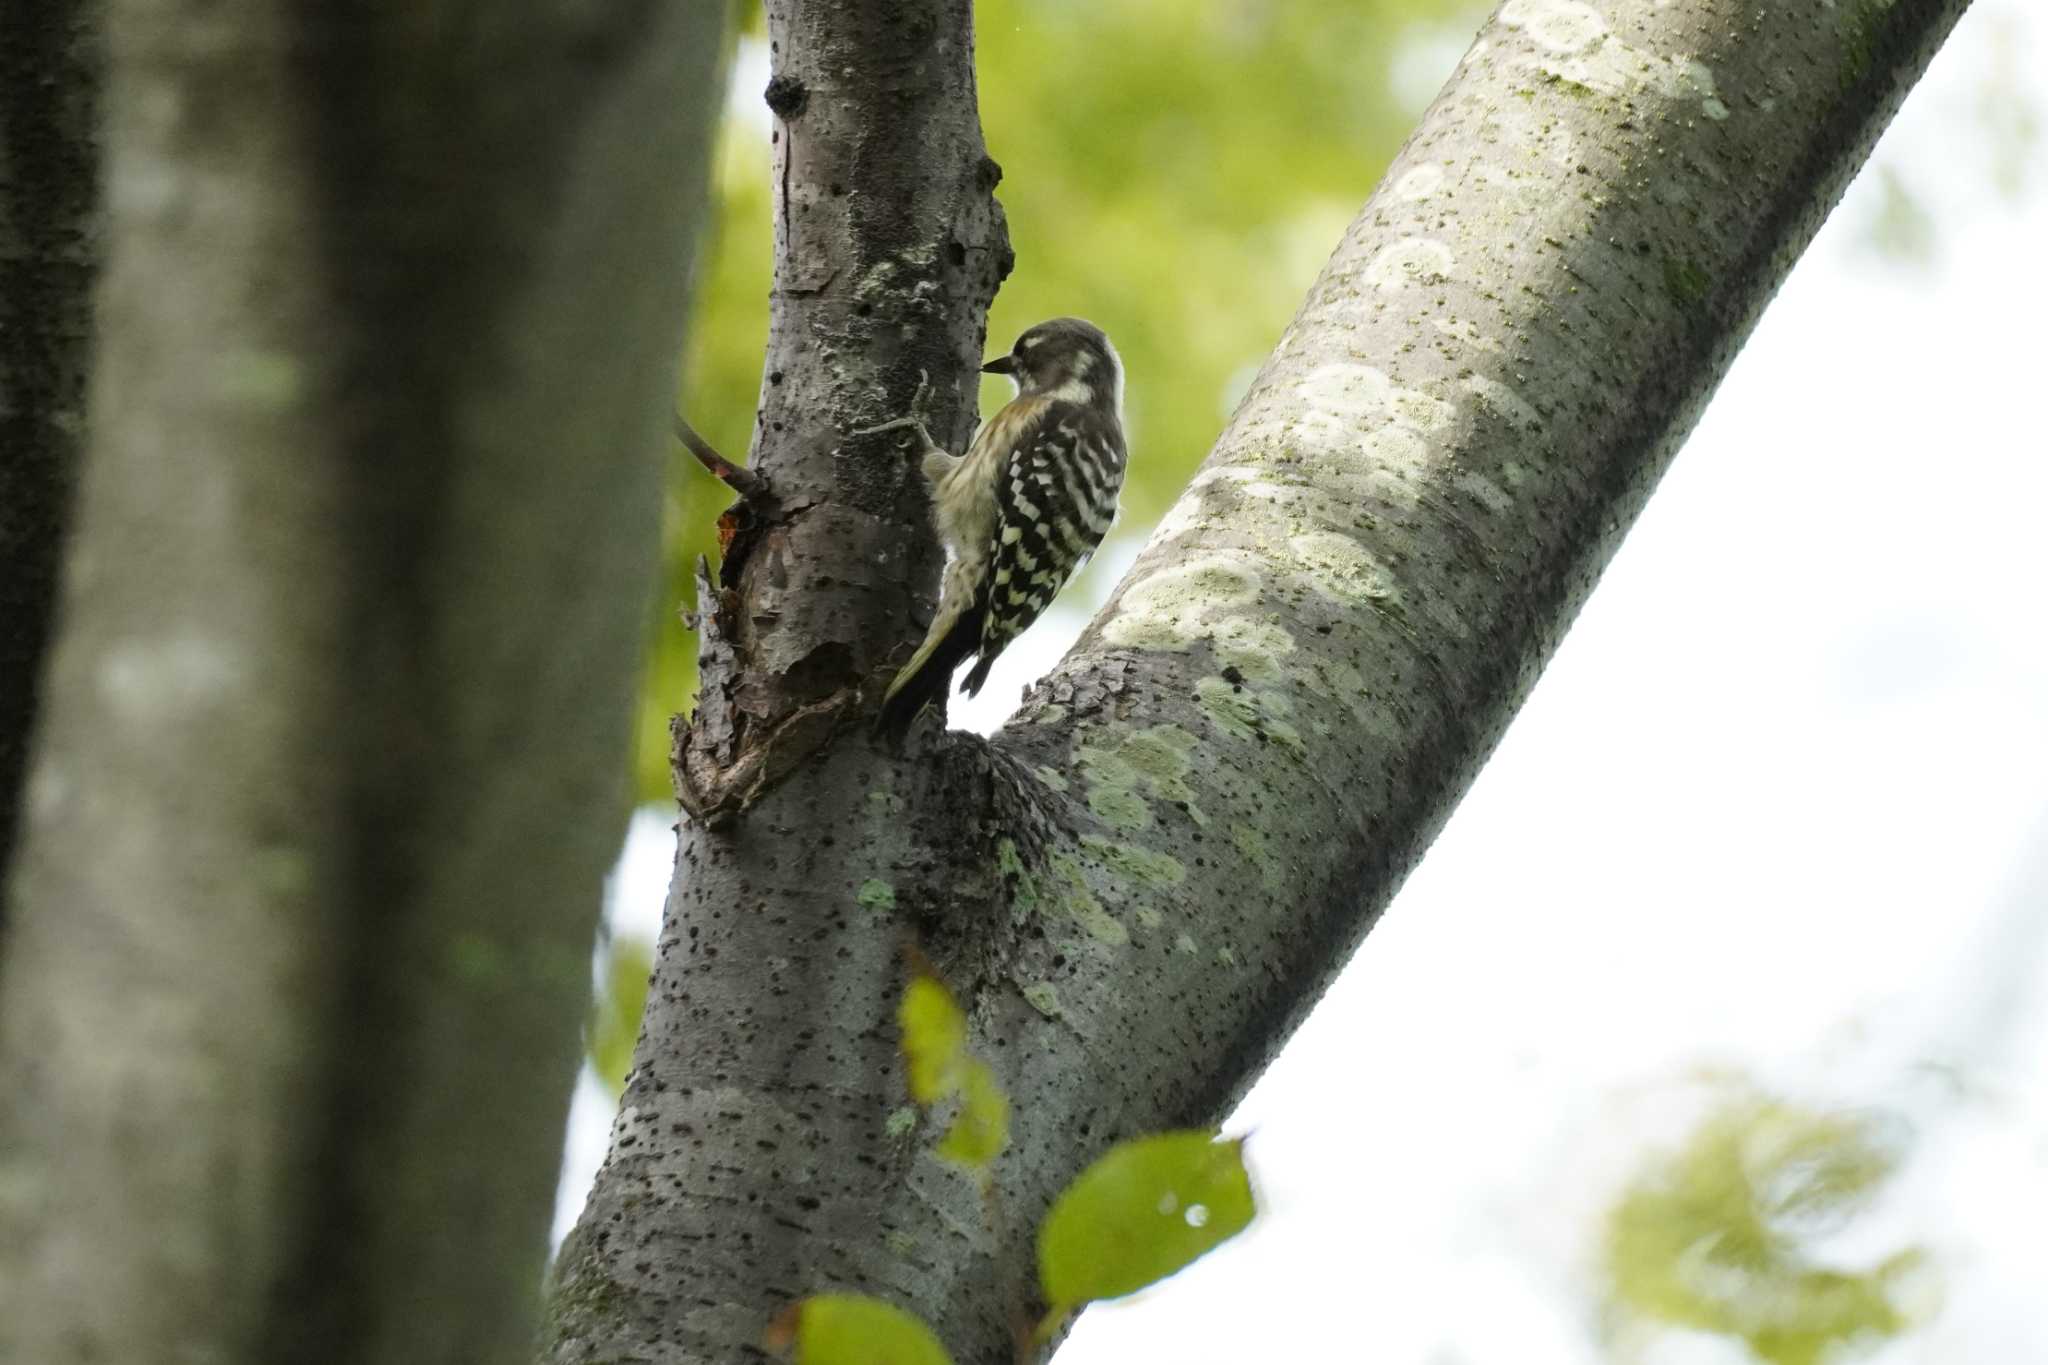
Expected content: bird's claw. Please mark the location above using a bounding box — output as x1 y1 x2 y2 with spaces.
851 368 937 443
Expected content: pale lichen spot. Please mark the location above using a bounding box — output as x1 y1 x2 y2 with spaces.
1034 765 1070 793
1434 318 1504 354
1175 933 1200 955
1079 834 1187 889
1022 982 1064 1019
1069 891 1128 946
1298 362 1393 418
1196 676 1261 743
1085 783 1151 832
1195 676 1306 756
1389 387 1458 433
886 1106 919 1138
1135 907 1163 929
1355 421 1432 473
854 258 899 302
1499 0 1608 53
1232 825 1288 893
856 879 897 915
1362 237 1456 291
1103 552 1264 652
1215 946 1239 967
1505 5 1729 125
1394 163 1445 200
1681 59 1730 119
1078 725 1206 830
1453 470 1515 515
1288 531 1395 604
1463 374 1543 430
1210 615 1295 684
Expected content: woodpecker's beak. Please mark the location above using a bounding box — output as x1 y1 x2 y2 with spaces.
981 354 1018 376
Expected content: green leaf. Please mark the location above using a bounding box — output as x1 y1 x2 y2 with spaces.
1602 1090 1928 1365
773 1293 954 1365
1038 1130 1256 1314
583 935 653 1095
935 1059 1010 1170
898 973 969 1105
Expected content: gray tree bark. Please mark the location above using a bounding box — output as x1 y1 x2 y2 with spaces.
0 0 99 901
0 4 727 1363
550 2 1976 1362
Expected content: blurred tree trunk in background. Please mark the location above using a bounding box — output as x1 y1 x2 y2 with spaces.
0 3 727 1363
546 1 1973 1362
0 1 99 904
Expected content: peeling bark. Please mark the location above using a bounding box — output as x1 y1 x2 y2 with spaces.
0 4 726 1362
0 0 99 899
552 1 1970 1361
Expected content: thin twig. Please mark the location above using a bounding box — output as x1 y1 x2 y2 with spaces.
673 415 767 500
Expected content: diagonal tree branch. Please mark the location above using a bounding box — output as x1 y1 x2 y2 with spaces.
554 1 1973 1361
675 413 770 501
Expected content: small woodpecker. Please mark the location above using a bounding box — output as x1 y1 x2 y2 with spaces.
861 318 1128 740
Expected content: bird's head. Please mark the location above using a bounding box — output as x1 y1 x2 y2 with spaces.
982 317 1123 411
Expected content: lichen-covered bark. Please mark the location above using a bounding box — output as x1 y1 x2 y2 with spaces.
0 0 98 898
0 4 726 1362
558 2 1970 1362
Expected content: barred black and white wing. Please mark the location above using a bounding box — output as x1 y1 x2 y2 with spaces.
959 406 1126 696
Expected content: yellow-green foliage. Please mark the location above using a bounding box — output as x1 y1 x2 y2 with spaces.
897 972 1011 1174
634 0 1480 800
1035 1130 1257 1338
583 934 653 1095
1602 1091 1931 1365
768 1292 954 1365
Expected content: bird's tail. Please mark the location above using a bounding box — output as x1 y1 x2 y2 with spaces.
875 604 983 743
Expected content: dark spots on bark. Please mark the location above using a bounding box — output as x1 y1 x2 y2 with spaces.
764 73 808 120
945 239 967 268
976 154 1003 191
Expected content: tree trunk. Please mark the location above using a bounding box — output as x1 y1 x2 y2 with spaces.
0 0 99 900
0 4 727 1363
549 1 1975 1361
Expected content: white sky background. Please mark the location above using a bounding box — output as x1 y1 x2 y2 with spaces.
560 5 2048 1358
